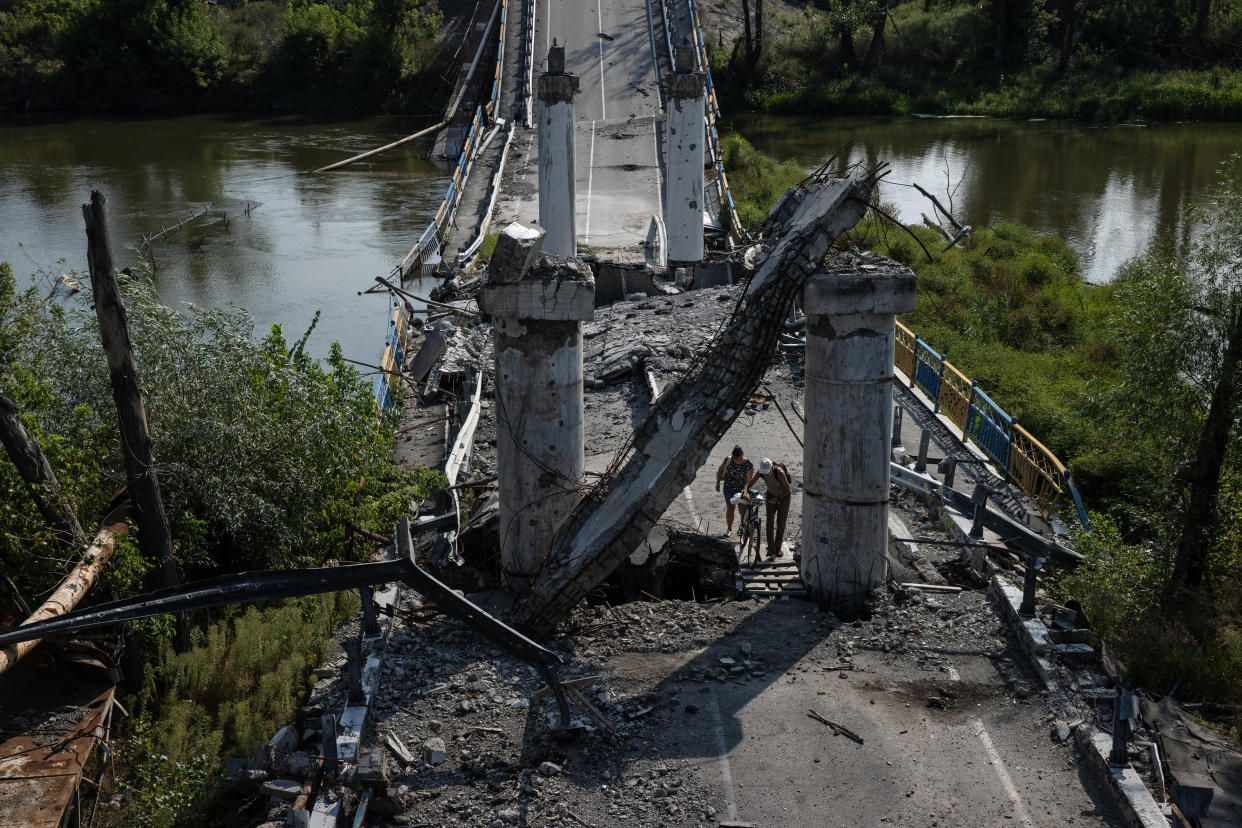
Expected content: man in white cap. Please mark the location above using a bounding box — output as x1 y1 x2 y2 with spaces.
748 458 792 559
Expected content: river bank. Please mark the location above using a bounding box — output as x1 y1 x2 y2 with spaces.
0 0 449 115
722 135 1242 731
704 0 1242 124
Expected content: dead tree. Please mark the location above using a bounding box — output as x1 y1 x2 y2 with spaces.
82 191 179 593
0 523 127 675
511 172 879 635
0 391 84 545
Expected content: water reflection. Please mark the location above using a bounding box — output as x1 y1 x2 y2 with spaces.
0 114 446 359
726 115 1240 282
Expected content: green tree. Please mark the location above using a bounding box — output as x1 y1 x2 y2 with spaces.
1101 156 1242 590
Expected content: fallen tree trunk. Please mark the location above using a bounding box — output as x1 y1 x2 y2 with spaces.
0 391 84 544
0 522 127 675
511 173 879 635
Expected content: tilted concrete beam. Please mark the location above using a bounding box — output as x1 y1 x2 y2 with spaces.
510 174 879 635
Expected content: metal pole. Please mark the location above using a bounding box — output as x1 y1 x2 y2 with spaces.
1110 693 1136 766
345 637 365 705
321 714 339 778
938 455 957 489
891 406 903 447
360 585 380 638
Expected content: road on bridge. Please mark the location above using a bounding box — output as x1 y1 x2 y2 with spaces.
496 0 670 260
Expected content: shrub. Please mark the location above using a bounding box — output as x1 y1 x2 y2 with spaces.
118 592 358 828
0 267 441 598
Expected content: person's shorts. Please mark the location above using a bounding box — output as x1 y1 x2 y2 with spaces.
723 489 743 508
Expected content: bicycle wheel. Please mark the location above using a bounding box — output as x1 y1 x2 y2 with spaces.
751 518 763 563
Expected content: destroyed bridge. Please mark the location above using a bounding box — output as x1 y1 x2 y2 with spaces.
0 0 1202 826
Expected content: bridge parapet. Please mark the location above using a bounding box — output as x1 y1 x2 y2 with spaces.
895 320 1090 529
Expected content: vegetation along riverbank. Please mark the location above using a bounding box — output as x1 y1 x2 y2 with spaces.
707 0 1242 121
0 0 446 113
0 261 441 825
727 133 1242 739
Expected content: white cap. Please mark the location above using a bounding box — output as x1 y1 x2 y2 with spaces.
758 458 773 475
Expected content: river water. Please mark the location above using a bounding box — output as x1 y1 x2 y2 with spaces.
0 114 445 361
3 114 1239 364
726 114 1242 283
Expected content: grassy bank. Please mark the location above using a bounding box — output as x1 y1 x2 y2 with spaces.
116 592 358 828
0 0 445 113
711 0 1242 122
727 138 1242 736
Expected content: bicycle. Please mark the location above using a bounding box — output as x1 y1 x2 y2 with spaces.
729 488 765 565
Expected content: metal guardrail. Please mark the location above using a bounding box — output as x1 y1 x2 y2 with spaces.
391 0 512 286
894 320 1090 530
687 0 744 244
486 0 506 120
373 295 412 411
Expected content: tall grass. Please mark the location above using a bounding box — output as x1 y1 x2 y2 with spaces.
720 132 807 228
116 592 358 828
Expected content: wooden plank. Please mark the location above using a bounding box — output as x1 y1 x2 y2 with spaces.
899 582 962 593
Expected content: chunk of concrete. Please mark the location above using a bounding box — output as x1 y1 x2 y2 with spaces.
422 737 447 765
260 778 303 800
489 221 545 283
269 725 300 754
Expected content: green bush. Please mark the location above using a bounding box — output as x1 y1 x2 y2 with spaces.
0 267 441 598
118 592 358 828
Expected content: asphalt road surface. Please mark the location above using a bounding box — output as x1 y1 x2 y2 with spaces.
496 0 668 260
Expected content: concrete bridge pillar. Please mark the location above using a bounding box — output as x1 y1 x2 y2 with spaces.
480 222 595 581
801 257 916 616
664 47 706 265
537 45 579 258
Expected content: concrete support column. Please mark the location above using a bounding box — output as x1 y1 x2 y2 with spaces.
801 259 916 616
480 222 595 580
664 47 705 265
537 46 579 258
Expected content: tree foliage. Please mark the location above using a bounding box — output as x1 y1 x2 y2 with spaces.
708 0 1242 120
0 0 445 112
0 264 440 600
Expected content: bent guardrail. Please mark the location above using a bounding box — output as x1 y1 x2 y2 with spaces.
895 320 1090 530
373 293 412 411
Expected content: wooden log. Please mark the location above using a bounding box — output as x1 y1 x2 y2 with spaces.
315 121 447 173
0 391 84 543
0 522 127 675
82 191 179 593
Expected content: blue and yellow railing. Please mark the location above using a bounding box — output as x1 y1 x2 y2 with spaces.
373 294 412 412
895 321 1090 529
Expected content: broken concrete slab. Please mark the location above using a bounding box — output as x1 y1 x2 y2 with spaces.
260 778 303 800
488 221 545 283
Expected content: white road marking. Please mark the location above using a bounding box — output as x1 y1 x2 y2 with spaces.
596 0 607 119
585 120 596 244
971 717 1036 828
707 690 740 821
